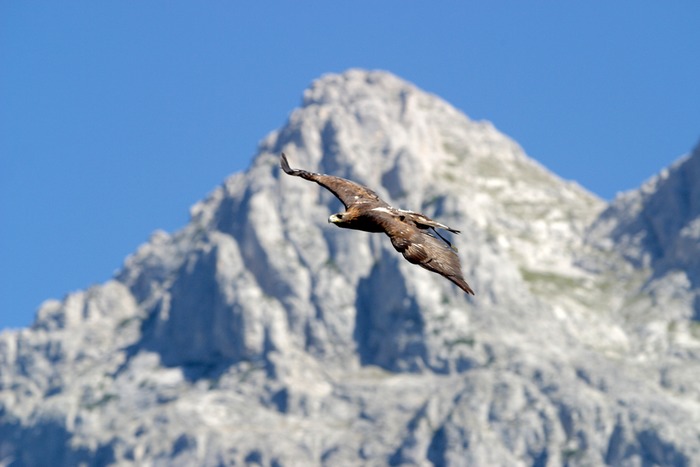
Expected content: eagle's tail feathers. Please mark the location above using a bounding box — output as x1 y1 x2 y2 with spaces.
432 228 459 252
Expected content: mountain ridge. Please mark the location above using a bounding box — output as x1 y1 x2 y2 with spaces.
1 69 699 466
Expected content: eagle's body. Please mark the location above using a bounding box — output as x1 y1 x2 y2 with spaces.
280 153 475 295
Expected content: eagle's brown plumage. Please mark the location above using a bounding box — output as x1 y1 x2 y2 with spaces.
280 153 475 295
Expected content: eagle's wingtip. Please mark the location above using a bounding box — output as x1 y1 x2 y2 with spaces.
280 152 293 174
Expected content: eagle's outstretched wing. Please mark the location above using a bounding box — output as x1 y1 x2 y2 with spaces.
383 219 475 295
281 153 386 209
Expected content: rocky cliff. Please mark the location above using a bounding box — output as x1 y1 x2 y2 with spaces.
1 70 699 466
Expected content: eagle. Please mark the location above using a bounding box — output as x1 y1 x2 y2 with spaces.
280 153 475 295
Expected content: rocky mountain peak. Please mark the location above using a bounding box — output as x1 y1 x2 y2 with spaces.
592 145 700 274
1 70 699 466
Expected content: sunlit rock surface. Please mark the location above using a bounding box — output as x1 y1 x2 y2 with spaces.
1 70 699 466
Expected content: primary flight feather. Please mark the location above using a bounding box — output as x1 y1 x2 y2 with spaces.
280 153 475 295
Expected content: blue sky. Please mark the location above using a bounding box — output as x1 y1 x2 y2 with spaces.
2 2 699 330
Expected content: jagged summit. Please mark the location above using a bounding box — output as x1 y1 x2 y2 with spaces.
586 143 700 333
591 145 700 274
1 70 699 466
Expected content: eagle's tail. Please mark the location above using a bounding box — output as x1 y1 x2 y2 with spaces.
402 210 461 234
432 228 458 252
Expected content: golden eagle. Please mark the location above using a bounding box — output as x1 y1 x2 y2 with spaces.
281 153 475 295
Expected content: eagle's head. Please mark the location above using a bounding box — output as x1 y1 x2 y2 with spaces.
328 213 345 226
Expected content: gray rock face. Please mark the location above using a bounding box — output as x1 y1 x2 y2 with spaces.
589 147 700 322
1 69 699 466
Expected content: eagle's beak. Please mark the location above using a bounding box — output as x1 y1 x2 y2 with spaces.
328 214 338 224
